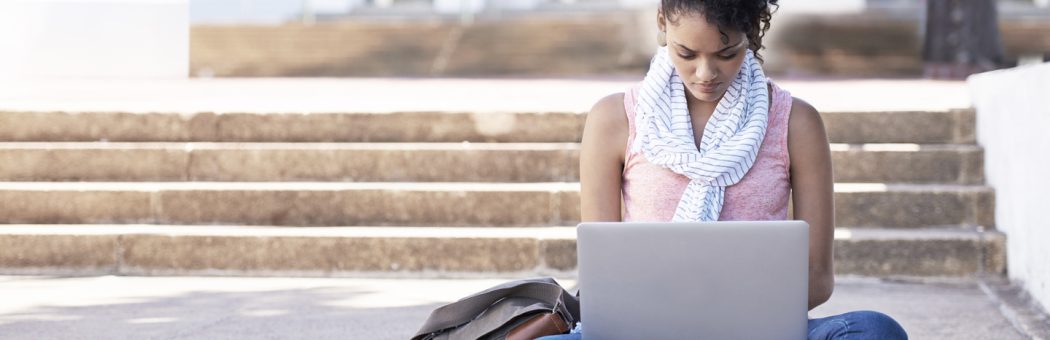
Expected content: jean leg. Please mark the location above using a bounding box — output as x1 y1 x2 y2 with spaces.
808 310 908 340
534 333 581 340
537 311 906 340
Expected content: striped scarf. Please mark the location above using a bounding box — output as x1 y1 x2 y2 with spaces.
630 47 770 222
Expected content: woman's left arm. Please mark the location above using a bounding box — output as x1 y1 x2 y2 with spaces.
787 98 835 311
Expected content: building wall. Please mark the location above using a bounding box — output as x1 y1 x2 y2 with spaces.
0 0 188 79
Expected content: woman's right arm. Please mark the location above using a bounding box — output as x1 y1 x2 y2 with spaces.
580 93 629 222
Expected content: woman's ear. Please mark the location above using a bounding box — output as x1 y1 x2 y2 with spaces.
656 10 668 47
656 10 666 33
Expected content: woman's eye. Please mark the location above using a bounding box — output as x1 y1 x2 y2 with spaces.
677 53 695 59
718 53 738 60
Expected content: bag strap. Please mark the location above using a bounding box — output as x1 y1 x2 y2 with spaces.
412 277 579 340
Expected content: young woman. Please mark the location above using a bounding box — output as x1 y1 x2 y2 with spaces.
544 0 909 338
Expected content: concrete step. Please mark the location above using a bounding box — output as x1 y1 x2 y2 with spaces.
829 143 983 184
0 142 983 184
0 109 974 144
0 225 1005 278
821 109 975 144
440 18 633 76
0 182 993 229
191 22 457 77
190 16 638 78
0 142 578 183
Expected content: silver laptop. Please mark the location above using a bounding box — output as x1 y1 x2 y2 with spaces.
576 221 809 340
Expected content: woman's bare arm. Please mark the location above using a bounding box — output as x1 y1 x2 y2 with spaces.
580 93 629 222
787 98 836 311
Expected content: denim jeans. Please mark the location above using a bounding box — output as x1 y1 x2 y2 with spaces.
535 310 907 340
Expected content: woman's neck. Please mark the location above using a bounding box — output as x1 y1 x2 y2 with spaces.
687 93 719 121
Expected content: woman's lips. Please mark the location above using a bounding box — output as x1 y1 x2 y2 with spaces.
693 82 721 93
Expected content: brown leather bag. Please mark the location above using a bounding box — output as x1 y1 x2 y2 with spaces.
506 312 571 340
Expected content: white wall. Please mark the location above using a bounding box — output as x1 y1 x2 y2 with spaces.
0 0 188 79
432 0 539 15
969 63 1050 313
619 0 864 12
433 0 486 14
191 0 361 24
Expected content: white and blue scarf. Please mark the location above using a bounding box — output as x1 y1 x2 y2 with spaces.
631 47 770 222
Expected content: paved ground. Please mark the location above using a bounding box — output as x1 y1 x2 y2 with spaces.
0 78 971 114
0 275 1045 339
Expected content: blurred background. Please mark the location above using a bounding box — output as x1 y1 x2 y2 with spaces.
187 0 1050 79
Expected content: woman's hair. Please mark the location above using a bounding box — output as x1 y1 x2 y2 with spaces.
660 0 779 62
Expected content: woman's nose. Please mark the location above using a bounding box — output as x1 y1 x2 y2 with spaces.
695 62 718 82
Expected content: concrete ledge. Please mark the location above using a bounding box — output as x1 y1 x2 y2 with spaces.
0 189 154 224
0 111 587 143
830 144 983 184
0 142 981 184
0 233 119 272
833 184 995 228
822 109 976 144
0 182 993 228
0 226 1004 278
833 228 1006 277
121 234 540 273
0 110 973 144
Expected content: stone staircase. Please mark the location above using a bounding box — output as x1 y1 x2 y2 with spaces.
0 101 1004 278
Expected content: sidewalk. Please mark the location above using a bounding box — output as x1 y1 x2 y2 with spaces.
0 275 1043 339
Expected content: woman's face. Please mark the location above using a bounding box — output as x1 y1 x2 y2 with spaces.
659 11 749 104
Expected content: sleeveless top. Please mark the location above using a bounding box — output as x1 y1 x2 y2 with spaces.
621 81 793 221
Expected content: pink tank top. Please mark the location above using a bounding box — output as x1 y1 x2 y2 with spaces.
622 81 793 221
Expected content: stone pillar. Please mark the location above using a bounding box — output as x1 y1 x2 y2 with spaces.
923 0 1005 79
0 0 188 79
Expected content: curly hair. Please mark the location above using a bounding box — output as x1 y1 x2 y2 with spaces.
661 0 779 62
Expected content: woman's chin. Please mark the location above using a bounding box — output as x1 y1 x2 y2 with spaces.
687 88 724 103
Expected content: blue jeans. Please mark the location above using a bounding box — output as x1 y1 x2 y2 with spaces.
536 310 907 340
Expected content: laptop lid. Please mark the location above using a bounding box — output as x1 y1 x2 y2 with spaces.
577 221 809 340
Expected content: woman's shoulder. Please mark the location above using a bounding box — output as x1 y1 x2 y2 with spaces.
785 96 830 168
585 92 630 138
787 96 824 136
582 92 630 162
